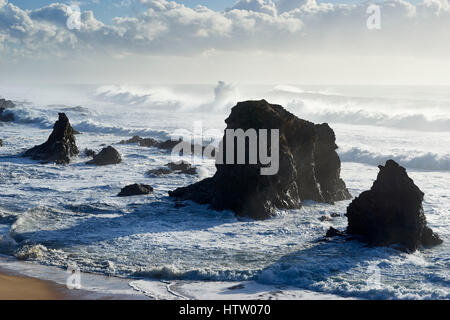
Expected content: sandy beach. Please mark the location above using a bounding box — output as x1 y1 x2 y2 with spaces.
0 269 76 300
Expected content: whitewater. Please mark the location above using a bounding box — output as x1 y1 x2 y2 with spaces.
0 84 449 300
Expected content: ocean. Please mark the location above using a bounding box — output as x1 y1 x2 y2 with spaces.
0 83 449 299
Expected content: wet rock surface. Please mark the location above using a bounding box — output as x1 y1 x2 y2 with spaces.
170 100 351 219
87 146 122 166
0 99 15 122
147 161 197 176
23 113 79 164
118 184 153 197
346 160 443 251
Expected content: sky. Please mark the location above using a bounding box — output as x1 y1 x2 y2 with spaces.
1 0 449 85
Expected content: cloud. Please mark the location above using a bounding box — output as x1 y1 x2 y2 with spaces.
0 0 449 82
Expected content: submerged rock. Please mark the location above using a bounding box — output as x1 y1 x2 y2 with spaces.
23 113 79 164
346 160 443 252
0 98 15 122
147 161 197 176
84 148 97 158
120 135 214 158
326 227 345 238
118 184 153 197
87 146 122 166
120 136 159 148
169 100 351 219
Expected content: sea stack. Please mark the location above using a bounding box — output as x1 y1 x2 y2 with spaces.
169 100 351 219
23 113 79 164
346 160 443 252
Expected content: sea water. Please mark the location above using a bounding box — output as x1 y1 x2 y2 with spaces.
0 84 448 299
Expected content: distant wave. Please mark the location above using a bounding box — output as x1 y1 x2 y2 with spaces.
302 108 450 132
93 85 199 110
73 120 170 140
338 147 450 171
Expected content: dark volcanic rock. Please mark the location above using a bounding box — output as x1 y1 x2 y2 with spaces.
147 167 172 176
346 160 443 251
167 161 197 174
87 146 122 166
118 184 153 197
147 161 197 176
169 100 351 219
326 227 345 238
0 138 3 147
119 135 214 158
120 136 160 148
23 113 79 164
84 148 97 158
0 98 16 122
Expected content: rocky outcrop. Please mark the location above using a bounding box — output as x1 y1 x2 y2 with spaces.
84 148 97 158
23 113 79 164
326 227 345 238
120 136 213 157
87 146 122 166
169 100 351 219
148 161 197 176
118 184 153 197
0 98 15 122
346 160 443 251
0 139 3 147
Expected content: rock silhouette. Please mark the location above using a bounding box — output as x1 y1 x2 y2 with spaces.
87 146 122 166
118 184 153 197
0 98 16 122
23 113 79 164
148 161 197 176
169 100 351 219
120 136 214 157
346 160 443 251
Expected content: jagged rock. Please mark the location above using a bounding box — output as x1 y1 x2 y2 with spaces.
167 161 197 174
119 135 214 157
326 227 345 238
84 148 97 158
330 213 341 218
147 161 197 176
346 160 443 251
23 113 79 164
87 146 122 166
147 167 172 176
169 100 351 219
119 136 159 148
117 184 153 197
0 98 16 122
0 139 3 147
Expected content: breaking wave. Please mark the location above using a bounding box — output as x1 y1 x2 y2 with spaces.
338 147 450 171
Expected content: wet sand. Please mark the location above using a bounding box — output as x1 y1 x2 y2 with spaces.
0 270 73 300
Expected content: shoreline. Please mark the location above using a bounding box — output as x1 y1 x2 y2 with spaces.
0 268 79 300
0 255 149 300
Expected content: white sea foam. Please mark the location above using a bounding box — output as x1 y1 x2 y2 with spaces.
338 147 450 171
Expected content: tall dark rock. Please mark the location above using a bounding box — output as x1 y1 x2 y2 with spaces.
23 113 79 164
169 100 351 219
346 160 443 251
0 98 15 122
